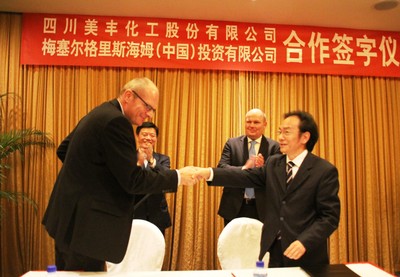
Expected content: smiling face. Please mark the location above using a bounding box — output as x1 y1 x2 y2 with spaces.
137 127 157 149
245 109 267 140
120 89 159 126
278 115 310 160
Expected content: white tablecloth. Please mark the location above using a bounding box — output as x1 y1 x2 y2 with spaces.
22 263 394 277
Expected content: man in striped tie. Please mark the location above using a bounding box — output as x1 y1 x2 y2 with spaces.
195 110 340 268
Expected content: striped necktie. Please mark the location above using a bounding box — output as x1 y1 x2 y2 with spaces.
286 161 295 185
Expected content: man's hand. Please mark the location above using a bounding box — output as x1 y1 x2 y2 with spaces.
192 167 211 181
242 154 265 169
254 153 264 167
137 148 147 166
178 166 199 186
242 157 255 169
284 240 306 260
141 146 154 161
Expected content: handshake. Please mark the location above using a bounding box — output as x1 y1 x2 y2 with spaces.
177 166 212 186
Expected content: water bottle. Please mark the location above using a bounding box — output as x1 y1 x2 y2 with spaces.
253 260 268 277
47 265 57 275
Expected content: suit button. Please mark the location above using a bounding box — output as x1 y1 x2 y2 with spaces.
280 217 284 221
282 201 286 205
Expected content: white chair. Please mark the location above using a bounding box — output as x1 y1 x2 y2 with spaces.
106 219 165 273
217 217 269 269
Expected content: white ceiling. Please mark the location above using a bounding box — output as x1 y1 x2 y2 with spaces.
1 0 399 32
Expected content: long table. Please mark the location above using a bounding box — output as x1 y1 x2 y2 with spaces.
22 263 394 277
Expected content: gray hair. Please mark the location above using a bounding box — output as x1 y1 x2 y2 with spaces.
121 77 159 95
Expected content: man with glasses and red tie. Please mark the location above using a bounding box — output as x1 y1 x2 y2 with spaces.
42 77 197 271
194 111 340 268
134 122 172 236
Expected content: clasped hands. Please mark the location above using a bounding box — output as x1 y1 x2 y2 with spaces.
178 166 212 186
180 154 265 186
242 153 264 169
137 146 154 166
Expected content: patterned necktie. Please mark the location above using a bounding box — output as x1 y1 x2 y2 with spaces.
245 140 257 199
286 161 295 185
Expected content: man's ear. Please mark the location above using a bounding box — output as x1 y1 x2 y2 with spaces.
301 131 310 145
122 89 134 103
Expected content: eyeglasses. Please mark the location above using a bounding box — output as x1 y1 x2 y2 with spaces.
130 90 156 113
276 130 293 137
277 128 299 137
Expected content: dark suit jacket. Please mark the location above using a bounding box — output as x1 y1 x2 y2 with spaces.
217 135 280 222
133 152 172 232
42 99 178 263
211 152 340 266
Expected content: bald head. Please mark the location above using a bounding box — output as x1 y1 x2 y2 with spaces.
245 108 267 140
246 109 267 121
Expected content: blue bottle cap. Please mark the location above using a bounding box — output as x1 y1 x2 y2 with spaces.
256 260 265 267
47 265 57 273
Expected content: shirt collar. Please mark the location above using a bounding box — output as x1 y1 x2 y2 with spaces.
287 149 308 167
116 99 125 116
248 136 262 144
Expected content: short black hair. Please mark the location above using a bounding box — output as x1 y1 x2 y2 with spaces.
136 122 159 136
284 111 319 152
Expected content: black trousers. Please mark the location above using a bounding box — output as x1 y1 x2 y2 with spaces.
268 238 285 268
55 245 105 271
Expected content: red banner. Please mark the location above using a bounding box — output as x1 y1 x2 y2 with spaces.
21 13 400 77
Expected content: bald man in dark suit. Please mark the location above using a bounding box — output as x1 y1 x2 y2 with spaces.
217 108 280 226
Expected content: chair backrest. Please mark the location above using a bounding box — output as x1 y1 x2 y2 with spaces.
106 219 165 273
217 217 268 270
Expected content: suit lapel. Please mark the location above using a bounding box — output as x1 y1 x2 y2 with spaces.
276 156 287 193
242 136 249 161
286 153 314 194
259 136 269 158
